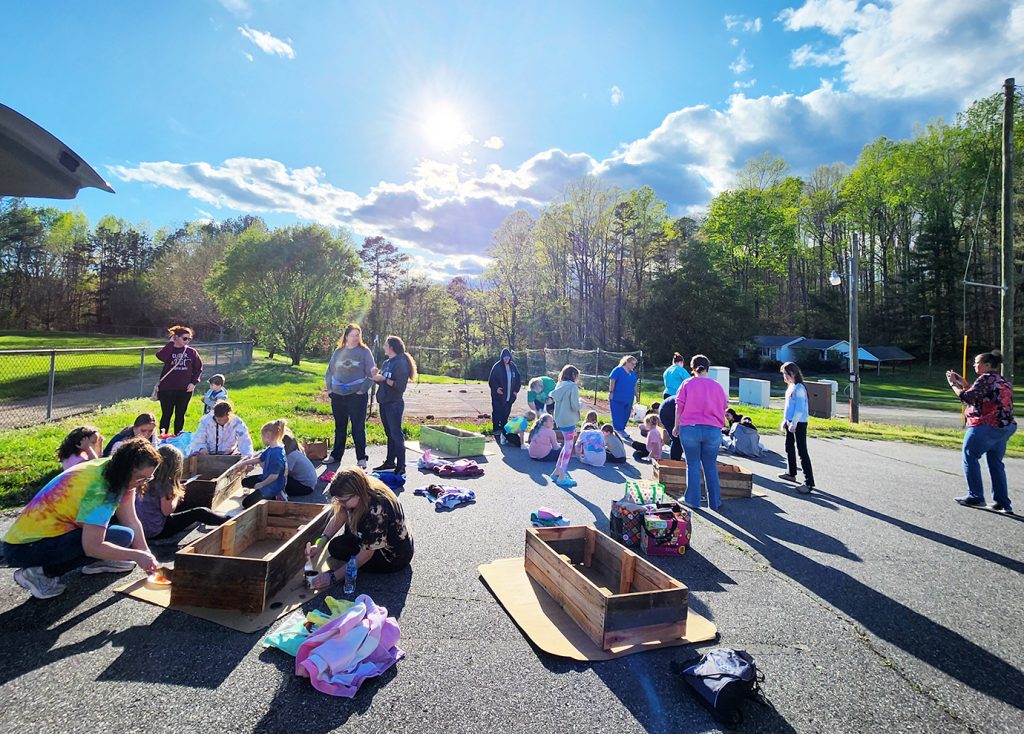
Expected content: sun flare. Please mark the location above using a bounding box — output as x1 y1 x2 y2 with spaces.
420 103 470 151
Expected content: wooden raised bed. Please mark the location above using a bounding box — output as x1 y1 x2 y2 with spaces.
171 500 331 613
653 458 753 499
420 424 486 457
524 525 688 650
178 453 245 511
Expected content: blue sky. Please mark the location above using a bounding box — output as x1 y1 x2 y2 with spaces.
2 0 1022 278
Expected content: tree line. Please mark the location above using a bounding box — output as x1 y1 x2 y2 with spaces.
0 92 1019 374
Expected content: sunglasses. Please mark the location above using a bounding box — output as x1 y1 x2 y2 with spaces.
176 334 193 341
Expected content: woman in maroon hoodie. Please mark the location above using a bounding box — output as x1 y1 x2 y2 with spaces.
155 325 204 435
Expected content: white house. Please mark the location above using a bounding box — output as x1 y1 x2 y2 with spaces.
750 335 804 363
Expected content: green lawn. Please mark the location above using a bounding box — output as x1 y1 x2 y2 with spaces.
0 356 489 509
0 330 157 350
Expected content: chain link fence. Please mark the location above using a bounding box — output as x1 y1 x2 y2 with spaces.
0 341 253 430
524 348 644 401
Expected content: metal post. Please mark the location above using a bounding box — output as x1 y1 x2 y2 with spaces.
1000 77 1015 382
46 351 56 421
139 347 146 396
920 315 934 378
849 235 860 423
214 342 220 369
594 348 601 404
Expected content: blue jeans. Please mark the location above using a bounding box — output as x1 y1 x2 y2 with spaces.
610 399 632 432
379 400 406 469
681 424 722 509
962 423 1017 509
3 525 134 578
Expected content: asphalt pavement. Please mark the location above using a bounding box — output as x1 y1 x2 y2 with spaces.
1 433 1021 734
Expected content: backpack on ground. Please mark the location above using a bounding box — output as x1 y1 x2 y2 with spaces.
673 647 766 728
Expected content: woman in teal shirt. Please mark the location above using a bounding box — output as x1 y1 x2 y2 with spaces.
663 352 691 398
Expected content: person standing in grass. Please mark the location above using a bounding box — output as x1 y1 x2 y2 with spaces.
3 438 162 599
777 361 815 494
608 355 639 435
672 354 729 510
324 323 376 468
662 352 691 399
155 325 204 436
372 335 417 476
946 349 1016 514
550 365 582 487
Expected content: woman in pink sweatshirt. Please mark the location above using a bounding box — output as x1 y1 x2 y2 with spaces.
672 354 728 510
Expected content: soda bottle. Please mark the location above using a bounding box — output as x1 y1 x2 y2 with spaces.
343 557 357 595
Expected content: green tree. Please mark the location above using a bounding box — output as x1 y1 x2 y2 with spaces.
208 224 367 365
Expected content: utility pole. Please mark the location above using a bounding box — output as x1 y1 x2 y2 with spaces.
1002 77 1016 383
850 233 860 423
920 314 934 378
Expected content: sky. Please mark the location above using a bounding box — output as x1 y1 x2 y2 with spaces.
2 0 1022 280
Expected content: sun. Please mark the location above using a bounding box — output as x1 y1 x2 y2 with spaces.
420 103 470 151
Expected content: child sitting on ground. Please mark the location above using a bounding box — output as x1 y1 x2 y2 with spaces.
135 445 229 540
528 414 562 461
632 414 665 461
56 425 103 471
202 374 228 414
601 424 627 464
639 401 662 437
576 423 607 467
282 432 317 496
724 416 765 457
504 409 538 448
236 419 289 508
581 410 599 430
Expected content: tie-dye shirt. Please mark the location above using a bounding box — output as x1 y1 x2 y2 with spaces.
3 459 120 544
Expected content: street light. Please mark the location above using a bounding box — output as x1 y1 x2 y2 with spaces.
830 235 860 423
919 315 934 378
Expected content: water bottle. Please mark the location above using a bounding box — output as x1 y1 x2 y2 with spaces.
343 557 357 595
303 560 317 589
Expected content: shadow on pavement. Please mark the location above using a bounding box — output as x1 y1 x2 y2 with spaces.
249 566 413 734
701 504 1024 711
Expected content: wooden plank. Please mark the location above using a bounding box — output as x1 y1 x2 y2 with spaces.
583 527 596 567
590 535 624 590
602 619 688 649
524 533 607 645
524 557 605 646
631 555 685 592
618 552 636 594
531 526 588 541
604 587 688 633
262 526 297 542
264 504 331 604
219 522 236 555
171 553 269 612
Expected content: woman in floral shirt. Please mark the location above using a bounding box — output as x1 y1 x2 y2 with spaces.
946 350 1016 514
309 467 414 590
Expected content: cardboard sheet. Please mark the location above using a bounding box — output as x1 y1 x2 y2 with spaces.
479 557 717 661
405 440 496 459
115 550 336 634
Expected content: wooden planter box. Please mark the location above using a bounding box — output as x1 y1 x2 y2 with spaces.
179 454 245 511
420 424 486 457
171 501 331 613
653 458 753 499
524 525 688 650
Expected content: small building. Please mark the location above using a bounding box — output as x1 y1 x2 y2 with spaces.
749 335 804 363
790 338 847 362
860 346 916 374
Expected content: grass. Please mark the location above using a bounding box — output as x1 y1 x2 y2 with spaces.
0 330 157 350
0 355 490 510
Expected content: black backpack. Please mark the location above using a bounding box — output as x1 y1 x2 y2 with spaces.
673 648 766 728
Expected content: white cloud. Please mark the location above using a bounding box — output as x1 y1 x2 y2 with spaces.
780 0 1024 102
482 136 505 150
733 79 757 90
244 52 254 62
238 25 295 59
724 14 762 32
729 50 752 75
219 0 250 17
730 37 739 46
610 85 624 105
790 44 843 68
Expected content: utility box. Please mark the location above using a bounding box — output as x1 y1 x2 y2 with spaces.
818 379 838 417
708 366 731 399
806 381 833 419
738 378 770 408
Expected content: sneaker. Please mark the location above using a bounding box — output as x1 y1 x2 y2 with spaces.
394 466 406 476
555 474 578 488
987 502 1015 515
955 495 985 507
373 462 397 472
796 483 813 494
81 559 135 575
14 567 65 599
324 455 341 466
357 459 367 470
777 473 797 482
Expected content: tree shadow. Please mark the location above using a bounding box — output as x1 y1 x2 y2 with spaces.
700 509 1024 710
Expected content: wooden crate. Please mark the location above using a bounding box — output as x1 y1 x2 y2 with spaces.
524 525 688 650
653 458 753 499
171 500 331 613
179 454 244 511
420 424 486 457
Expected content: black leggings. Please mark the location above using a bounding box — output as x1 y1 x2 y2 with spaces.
785 422 815 486
158 389 192 434
149 507 229 540
327 532 414 573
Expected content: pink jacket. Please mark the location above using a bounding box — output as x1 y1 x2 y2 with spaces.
528 427 561 459
676 376 728 428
